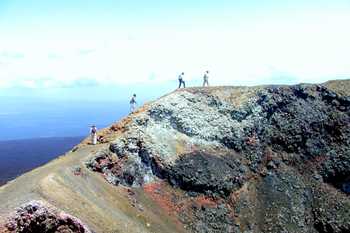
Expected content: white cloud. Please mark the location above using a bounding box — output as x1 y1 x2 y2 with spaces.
0 10 350 89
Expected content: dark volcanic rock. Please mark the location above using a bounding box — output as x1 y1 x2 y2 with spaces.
190 204 234 233
257 85 349 158
165 151 246 197
255 172 311 233
312 184 350 233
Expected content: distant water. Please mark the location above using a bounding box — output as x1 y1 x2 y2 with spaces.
0 98 129 141
0 137 84 186
0 98 129 186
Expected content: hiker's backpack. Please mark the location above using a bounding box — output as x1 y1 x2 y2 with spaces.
91 128 97 134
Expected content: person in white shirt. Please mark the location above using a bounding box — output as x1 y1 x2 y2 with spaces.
178 72 186 88
130 94 137 113
90 125 97 145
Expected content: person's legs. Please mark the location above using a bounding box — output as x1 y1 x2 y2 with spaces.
178 79 182 88
130 103 135 113
183 80 186 88
92 134 97 145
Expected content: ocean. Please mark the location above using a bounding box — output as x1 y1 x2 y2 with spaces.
0 98 129 185
0 137 83 186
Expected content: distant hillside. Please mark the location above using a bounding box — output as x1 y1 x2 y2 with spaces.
324 79 350 96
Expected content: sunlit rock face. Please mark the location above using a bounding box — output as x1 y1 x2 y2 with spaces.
85 82 350 233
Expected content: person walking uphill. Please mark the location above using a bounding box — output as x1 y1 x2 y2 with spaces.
90 125 97 145
203 70 209 87
130 94 137 113
178 72 186 88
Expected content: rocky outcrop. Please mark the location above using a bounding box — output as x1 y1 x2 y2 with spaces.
2 201 92 233
86 83 350 233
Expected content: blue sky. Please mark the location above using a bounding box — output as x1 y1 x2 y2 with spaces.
0 0 349 100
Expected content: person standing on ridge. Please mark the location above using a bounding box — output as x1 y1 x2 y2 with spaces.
130 94 137 113
90 125 97 145
178 72 186 88
203 70 209 87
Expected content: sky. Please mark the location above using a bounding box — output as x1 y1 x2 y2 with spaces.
0 0 349 100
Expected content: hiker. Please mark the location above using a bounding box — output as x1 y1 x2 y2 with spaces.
203 70 209 87
130 94 137 113
178 72 185 88
90 125 97 145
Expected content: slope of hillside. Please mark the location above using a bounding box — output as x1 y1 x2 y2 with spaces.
0 80 349 233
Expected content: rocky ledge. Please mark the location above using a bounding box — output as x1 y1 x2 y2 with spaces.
86 82 350 233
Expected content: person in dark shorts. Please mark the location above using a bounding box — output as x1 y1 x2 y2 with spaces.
203 70 209 87
178 72 185 88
